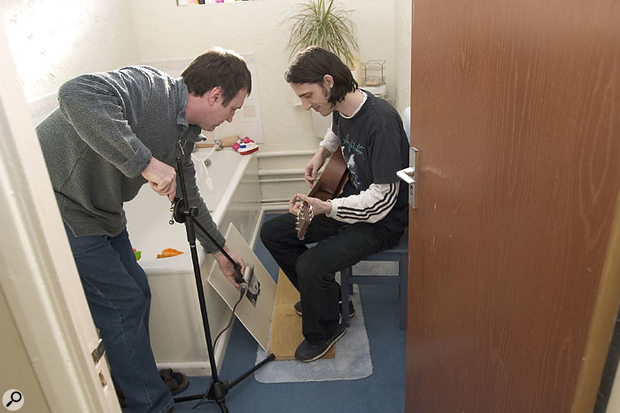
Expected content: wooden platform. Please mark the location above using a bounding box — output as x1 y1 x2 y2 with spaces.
268 270 335 360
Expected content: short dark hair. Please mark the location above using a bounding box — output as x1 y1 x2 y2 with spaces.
182 47 252 105
285 46 357 105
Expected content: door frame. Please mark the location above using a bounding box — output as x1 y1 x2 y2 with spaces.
0 16 120 413
573 193 620 412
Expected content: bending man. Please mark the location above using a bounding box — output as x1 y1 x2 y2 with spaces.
37 47 250 412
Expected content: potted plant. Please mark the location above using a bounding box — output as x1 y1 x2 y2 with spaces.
287 0 360 137
287 0 359 69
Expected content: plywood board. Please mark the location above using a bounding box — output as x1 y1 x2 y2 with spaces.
268 270 334 360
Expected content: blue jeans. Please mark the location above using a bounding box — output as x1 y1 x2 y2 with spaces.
260 214 403 343
64 225 172 413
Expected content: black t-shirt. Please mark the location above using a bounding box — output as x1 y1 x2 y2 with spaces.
331 91 409 231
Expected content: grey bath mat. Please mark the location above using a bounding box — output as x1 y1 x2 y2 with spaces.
254 284 372 383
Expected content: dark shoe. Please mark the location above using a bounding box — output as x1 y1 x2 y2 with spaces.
294 325 346 363
159 368 189 395
115 370 187 408
293 300 355 318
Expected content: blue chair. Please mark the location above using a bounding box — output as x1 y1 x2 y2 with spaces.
340 231 408 330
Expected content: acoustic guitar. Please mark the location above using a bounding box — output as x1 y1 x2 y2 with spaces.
296 149 349 240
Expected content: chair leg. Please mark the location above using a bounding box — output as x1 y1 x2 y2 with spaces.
341 254 407 329
348 268 354 295
340 267 352 327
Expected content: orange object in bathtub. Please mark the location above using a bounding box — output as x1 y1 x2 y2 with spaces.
157 248 184 259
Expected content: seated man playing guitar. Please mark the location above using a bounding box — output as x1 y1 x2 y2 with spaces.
260 46 409 363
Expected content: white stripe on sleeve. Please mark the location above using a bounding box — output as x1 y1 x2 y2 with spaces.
326 182 400 224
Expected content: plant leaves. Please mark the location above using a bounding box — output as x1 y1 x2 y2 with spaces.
287 0 359 67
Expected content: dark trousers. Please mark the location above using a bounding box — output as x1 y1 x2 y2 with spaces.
64 225 172 413
260 213 403 343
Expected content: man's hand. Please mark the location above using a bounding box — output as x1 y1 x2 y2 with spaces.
289 193 332 216
142 157 176 201
304 147 330 188
213 245 246 289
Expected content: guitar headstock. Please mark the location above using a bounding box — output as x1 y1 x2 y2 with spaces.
296 201 313 240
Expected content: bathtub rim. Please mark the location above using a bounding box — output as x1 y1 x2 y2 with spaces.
134 148 253 277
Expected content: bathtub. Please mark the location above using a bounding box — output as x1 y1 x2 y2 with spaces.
124 147 261 375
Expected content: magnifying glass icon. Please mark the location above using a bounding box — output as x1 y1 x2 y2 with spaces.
5 391 22 407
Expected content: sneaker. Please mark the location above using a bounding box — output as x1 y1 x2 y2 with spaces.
293 300 355 318
294 325 346 363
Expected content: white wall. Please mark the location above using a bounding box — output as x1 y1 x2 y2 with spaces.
127 0 408 152
394 0 412 113
1 0 411 153
0 0 412 198
0 0 137 100
1 0 411 204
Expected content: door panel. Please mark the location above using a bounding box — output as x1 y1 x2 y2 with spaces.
406 1 620 412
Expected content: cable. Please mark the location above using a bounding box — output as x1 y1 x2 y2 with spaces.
212 286 247 352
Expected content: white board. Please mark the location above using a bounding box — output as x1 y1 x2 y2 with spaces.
207 223 276 351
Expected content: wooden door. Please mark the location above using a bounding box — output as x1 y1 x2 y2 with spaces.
406 1 620 412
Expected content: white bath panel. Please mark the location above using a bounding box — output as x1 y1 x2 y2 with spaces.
207 223 276 352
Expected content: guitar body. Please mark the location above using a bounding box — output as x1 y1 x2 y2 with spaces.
296 149 349 240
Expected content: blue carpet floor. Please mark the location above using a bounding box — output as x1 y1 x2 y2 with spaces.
172 215 406 413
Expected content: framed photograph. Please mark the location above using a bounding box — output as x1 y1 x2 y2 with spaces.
207 223 276 351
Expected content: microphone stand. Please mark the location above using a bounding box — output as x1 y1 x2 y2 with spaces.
171 153 275 412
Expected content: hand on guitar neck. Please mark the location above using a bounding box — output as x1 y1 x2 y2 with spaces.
290 193 332 216
293 149 349 240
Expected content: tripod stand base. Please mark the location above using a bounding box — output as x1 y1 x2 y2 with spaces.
174 353 276 405
171 154 276 412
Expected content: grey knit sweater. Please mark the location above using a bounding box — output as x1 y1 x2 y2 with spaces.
36 65 225 252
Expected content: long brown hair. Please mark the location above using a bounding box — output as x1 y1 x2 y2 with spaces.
285 46 357 105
